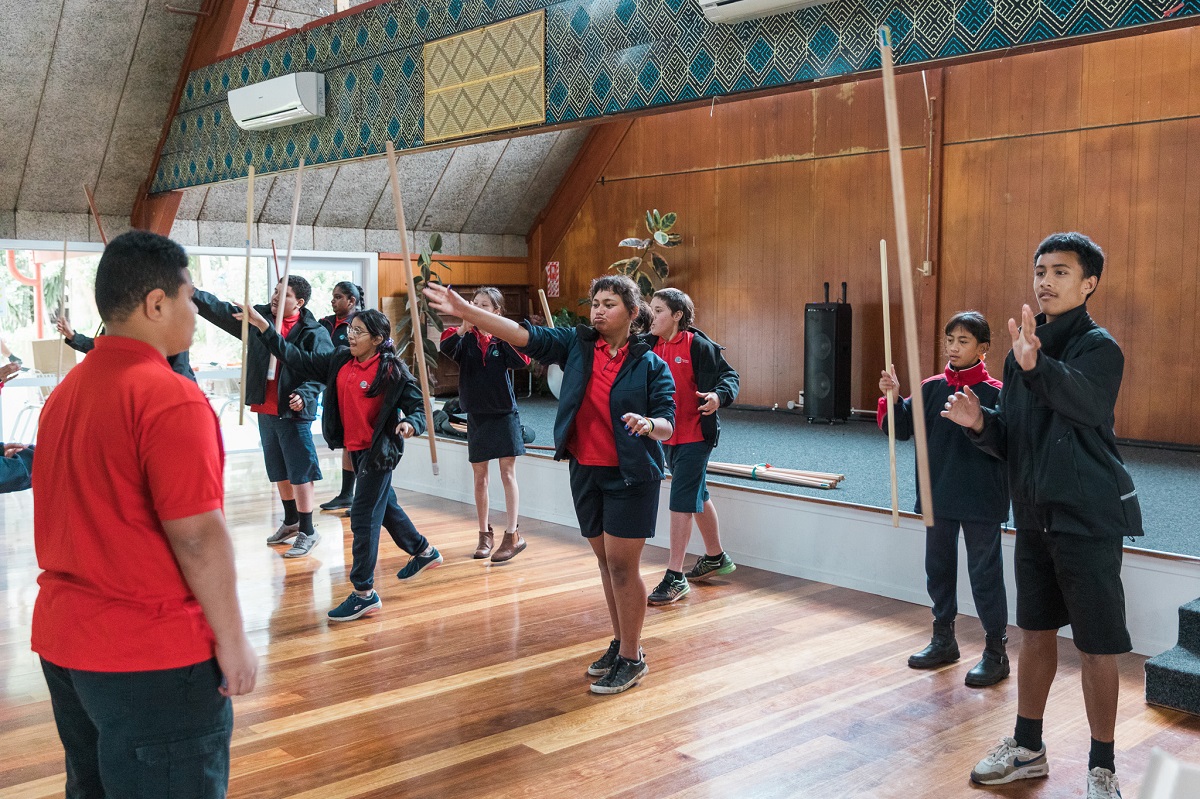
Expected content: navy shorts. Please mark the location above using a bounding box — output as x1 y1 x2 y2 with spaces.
1014 527 1131 655
568 460 660 539
257 413 323 485
665 441 712 513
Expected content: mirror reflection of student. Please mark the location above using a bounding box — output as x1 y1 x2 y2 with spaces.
31 231 256 797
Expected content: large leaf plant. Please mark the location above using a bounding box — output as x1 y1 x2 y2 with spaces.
610 209 682 297
394 232 451 383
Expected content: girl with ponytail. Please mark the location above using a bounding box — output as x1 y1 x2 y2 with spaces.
320 281 369 510
240 305 446 623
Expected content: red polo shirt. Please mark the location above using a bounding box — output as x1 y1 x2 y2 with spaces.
251 312 300 416
654 331 704 445
568 339 627 467
338 353 385 451
32 336 225 672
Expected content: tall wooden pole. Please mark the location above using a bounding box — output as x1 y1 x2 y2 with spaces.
880 239 900 527
238 166 255 425
268 158 305 380
878 27 934 527
83 185 108 246
384 140 439 475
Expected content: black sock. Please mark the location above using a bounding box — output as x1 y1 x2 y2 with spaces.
282 498 299 525
705 551 725 562
298 511 315 535
1013 715 1043 752
340 469 355 497
666 569 684 582
1088 738 1115 773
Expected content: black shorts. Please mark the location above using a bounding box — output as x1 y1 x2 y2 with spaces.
568 460 660 539
1014 527 1131 655
665 441 712 513
466 411 525 463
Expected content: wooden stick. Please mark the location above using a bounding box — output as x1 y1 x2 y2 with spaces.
268 158 304 380
878 27 934 527
385 140 439 475
83 184 107 245
538 288 554 327
57 240 67 384
238 166 255 426
706 462 837 490
881 239 900 527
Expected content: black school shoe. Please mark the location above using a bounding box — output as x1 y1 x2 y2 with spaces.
320 494 353 511
590 656 649 694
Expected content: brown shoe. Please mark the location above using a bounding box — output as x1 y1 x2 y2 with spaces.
473 525 494 559
490 526 526 563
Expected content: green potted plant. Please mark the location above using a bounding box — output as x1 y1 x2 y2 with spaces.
394 233 451 383
610 209 682 296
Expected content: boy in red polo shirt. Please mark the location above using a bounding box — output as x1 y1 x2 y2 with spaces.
32 231 256 797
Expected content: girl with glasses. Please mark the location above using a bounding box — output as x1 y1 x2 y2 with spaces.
319 281 367 512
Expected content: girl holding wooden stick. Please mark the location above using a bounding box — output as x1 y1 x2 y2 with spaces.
439 287 531 562
238 305 445 622
641 288 740 606
425 276 675 695
877 311 1010 686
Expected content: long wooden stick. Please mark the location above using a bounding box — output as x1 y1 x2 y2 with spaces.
268 158 304 380
878 27 934 527
83 185 107 245
538 288 554 328
238 166 255 425
385 140 439 475
880 239 900 527
57 240 67 383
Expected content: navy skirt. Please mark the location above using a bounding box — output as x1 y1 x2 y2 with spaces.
467 411 526 463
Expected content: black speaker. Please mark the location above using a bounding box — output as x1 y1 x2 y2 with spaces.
804 282 852 422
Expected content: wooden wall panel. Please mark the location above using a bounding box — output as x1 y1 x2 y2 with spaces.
378 255 529 301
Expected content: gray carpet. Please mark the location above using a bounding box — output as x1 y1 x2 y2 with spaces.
507 396 1200 558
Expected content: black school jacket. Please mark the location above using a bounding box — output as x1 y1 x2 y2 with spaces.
521 323 675 484
968 304 1142 538
320 314 354 348
877 360 1009 524
193 290 332 421
638 327 739 447
257 326 427 473
65 331 195 382
440 327 530 414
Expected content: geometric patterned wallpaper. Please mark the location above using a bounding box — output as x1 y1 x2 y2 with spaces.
152 0 1197 194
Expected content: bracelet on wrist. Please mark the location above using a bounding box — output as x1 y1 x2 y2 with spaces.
647 418 655 434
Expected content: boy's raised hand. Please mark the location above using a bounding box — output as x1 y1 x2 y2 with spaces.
54 317 74 340
232 304 270 332
941 385 984 432
878 365 900 396
1009 303 1041 371
0 362 20 383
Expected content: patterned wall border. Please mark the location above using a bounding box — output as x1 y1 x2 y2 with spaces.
152 0 1198 193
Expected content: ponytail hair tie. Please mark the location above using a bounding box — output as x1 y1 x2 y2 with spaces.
383 338 394 348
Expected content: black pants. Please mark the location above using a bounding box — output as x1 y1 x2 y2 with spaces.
40 657 232 799
348 450 429 591
925 517 1009 637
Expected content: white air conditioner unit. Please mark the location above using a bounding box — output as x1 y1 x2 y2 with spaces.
698 0 830 24
228 72 325 131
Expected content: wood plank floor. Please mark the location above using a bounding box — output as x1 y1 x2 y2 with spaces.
2 452 1200 798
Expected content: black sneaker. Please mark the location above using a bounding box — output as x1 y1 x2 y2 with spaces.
327 591 381 622
590 656 649 694
397 547 443 581
320 494 353 511
647 574 689 606
587 639 621 677
685 552 736 581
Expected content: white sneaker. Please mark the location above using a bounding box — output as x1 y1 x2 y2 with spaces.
283 531 320 558
266 522 299 545
1086 767 1122 799
970 737 1050 785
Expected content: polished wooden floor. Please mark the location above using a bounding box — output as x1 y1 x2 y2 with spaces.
2 453 1200 798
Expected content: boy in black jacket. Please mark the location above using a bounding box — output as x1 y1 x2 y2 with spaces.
944 232 1139 799
879 311 1009 687
194 276 333 558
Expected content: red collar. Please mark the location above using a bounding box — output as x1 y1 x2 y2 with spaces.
347 352 380 372
944 359 990 388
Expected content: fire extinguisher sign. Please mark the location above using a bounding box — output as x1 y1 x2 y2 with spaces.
545 261 560 298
